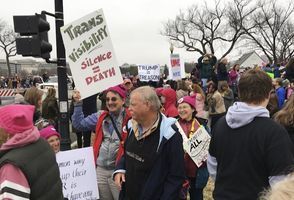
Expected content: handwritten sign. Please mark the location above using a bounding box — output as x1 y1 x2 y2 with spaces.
56 147 99 200
138 64 160 82
170 54 182 80
176 122 211 167
61 9 123 99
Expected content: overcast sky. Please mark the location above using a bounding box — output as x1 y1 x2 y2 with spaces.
1 0 207 66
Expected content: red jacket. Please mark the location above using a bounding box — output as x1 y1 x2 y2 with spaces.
93 109 131 165
161 88 178 117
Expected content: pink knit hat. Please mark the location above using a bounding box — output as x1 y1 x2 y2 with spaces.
106 84 127 99
39 125 60 140
177 95 196 109
0 104 35 134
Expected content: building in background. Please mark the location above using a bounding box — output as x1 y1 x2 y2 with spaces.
232 51 266 69
0 59 71 77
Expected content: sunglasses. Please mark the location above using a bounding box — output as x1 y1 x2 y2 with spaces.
106 97 118 102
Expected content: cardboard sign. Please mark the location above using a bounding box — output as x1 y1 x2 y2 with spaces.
170 54 182 80
56 147 99 200
176 122 211 167
61 9 123 99
138 64 160 82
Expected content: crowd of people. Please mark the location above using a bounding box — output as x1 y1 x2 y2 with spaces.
0 75 44 89
0 54 294 200
0 71 70 89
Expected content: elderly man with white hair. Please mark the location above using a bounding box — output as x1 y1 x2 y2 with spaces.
114 86 185 200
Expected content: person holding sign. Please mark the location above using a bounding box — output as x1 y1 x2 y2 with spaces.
72 85 131 200
207 69 294 200
176 95 209 200
0 104 63 200
114 86 185 200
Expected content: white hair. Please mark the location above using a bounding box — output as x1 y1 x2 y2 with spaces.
131 86 161 111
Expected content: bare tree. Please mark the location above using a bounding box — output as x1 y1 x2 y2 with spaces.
279 21 294 61
162 2 224 56
243 0 294 64
162 0 254 59
0 21 16 76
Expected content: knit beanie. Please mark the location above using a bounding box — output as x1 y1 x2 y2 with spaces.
178 95 196 109
0 104 35 134
107 84 127 99
39 125 60 140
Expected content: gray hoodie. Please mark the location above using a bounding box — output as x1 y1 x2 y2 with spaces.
208 102 285 186
225 102 269 129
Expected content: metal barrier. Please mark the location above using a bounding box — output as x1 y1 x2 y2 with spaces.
0 89 24 106
0 89 16 97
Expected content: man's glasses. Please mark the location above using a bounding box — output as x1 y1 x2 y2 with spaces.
106 97 118 102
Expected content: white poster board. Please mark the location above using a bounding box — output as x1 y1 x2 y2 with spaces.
56 147 99 200
61 9 123 99
170 54 182 80
138 64 160 82
176 122 211 167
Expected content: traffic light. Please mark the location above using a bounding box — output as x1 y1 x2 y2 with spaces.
13 13 52 59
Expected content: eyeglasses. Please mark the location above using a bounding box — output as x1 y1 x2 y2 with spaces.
106 97 118 102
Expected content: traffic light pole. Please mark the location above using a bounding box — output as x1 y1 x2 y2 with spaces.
13 0 71 150
55 0 70 150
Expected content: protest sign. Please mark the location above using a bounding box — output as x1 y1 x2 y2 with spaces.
61 9 123 99
56 147 99 200
170 54 182 80
138 64 160 82
176 122 211 167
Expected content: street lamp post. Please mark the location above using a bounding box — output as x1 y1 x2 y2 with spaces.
170 43 174 54
168 43 175 80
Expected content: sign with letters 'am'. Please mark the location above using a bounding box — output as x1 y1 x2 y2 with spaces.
61 9 123 99
56 147 99 200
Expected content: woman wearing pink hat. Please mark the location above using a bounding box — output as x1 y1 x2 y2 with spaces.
177 95 209 200
39 125 61 153
0 104 63 199
71 84 131 200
